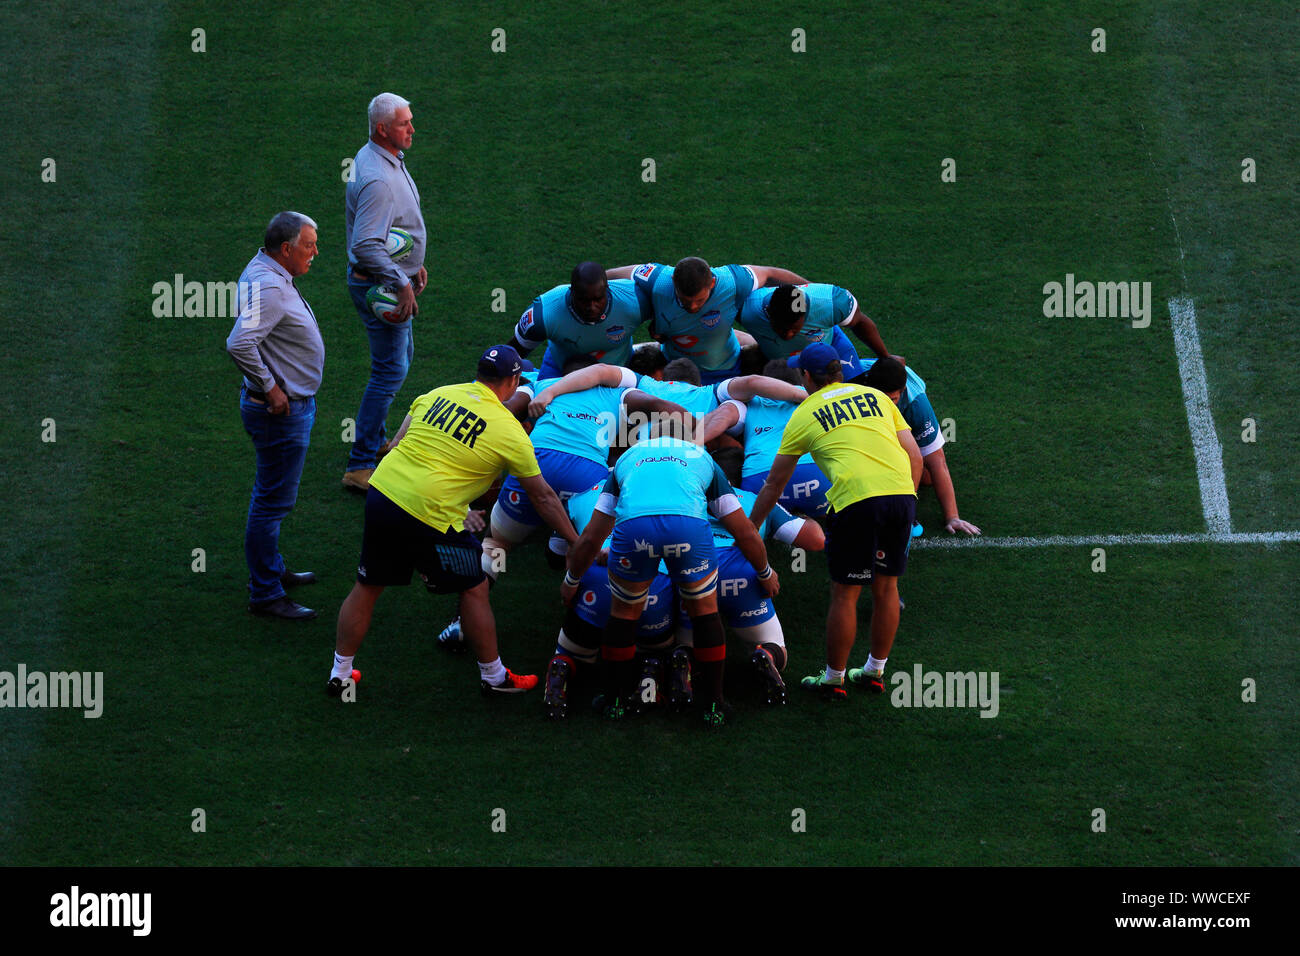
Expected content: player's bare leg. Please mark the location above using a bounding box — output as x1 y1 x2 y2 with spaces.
868 574 901 660
336 582 385 656
459 578 499 664
825 582 862 671
845 575 902 694
329 581 384 692
460 577 534 691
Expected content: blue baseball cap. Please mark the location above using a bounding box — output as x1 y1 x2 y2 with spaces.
796 342 841 375
478 344 525 378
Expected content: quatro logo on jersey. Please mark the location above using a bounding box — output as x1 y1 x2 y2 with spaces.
519 308 534 332
671 334 699 349
634 264 655 281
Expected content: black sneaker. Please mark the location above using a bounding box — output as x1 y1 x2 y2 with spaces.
668 647 693 712
750 647 787 705
325 669 360 698
543 656 571 719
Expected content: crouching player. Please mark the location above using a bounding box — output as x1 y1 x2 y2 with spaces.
561 433 777 726
542 482 678 719
329 346 578 698
673 448 824 706
749 344 922 700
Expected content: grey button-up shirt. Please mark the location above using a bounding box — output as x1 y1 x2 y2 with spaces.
346 140 426 289
225 249 325 399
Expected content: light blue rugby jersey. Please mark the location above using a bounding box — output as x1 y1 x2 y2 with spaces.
566 483 604 536
710 488 802 549
632 375 734 442
596 436 738 523
523 377 626 465
740 395 815 478
739 283 858 361
514 279 648 369
633 375 725 417
632 262 757 372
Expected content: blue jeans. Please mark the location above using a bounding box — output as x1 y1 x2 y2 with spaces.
241 388 315 603
347 276 414 470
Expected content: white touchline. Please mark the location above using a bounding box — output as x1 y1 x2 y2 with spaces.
1169 296 1233 534
914 531 1300 550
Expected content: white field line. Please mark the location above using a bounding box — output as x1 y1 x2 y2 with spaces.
913 530 1300 550
1169 296 1233 533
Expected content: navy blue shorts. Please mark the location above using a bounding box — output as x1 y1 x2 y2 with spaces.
572 566 676 638
357 488 485 593
740 461 831 518
497 449 608 527
826 494 916 584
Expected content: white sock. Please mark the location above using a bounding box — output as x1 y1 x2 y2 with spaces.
331 653 354 681
824 666 845 683
479 657 506 685
865 655 887 675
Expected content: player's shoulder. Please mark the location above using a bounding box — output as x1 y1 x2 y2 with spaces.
741 284 774 312
632 262 665 286
723 264 760 290
532 283 569 316
607 277 641 304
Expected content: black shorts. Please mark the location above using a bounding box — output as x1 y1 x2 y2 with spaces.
356 488 486 593
825 494 916 584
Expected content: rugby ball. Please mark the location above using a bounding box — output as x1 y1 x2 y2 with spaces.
385 228 415 261
365 284 401 322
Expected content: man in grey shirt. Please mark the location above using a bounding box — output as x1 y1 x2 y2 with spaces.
226 211 325 620
342 92 428 493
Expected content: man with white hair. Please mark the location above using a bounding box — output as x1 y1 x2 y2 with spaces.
227 211 325 620
343 92 429 493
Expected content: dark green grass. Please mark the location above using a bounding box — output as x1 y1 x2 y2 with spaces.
1 0 1296 865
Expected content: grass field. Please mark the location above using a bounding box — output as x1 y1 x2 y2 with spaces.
2 1 1297 867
